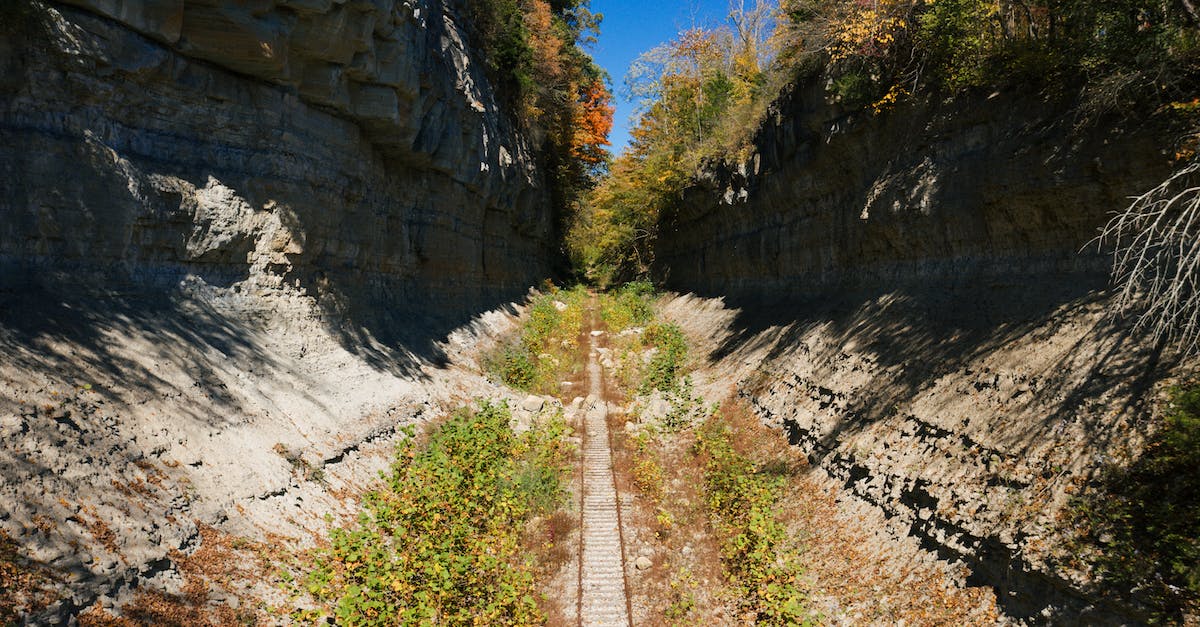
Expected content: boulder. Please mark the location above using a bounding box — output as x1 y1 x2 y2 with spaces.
520 395 545 413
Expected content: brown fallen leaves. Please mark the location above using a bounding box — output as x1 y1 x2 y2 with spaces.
0 530 58 623
77 525 280 627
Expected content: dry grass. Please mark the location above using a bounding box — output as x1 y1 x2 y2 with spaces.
79 506 123 563
77 587 247 627
525 510 580 627
599 296 736 624
609 409 737 625
717 397 1001 625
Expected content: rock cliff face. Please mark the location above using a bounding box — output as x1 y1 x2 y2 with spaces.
1 0 554 315
0 1 557 621
656 81 1174 296
655 81 1185 623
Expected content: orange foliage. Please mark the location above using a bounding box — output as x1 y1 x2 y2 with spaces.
572 79 614 166
525 0 566 88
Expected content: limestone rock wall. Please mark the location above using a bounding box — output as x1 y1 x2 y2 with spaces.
1 0 554 316
0 1 557 621
655 80 1175 297
666 287 1169 624
654 81 1186 624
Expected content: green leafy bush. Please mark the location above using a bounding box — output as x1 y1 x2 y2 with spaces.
660 378 706 432
1072 383 1200 620
600 281 655 332
915 0 998 89
694 419 812 625
486 287 587 392
469 0 534 101
520 289 582 354
640 323 688 394
296 402 569 626
489 343 539 391
829 69 880 108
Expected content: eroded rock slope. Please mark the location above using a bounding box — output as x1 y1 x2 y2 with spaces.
655 82 1187 623
0 0 555 621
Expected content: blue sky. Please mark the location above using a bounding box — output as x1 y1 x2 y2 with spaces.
587 0 732 154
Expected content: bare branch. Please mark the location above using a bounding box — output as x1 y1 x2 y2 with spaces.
1094 162 1200 357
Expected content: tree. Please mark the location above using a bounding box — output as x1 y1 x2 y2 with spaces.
572 79 615 176
729 0 777 78
571 4 788 284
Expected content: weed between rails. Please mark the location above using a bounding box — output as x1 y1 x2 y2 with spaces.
598 281 688 397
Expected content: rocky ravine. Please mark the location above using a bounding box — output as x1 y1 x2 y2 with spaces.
0 0 558 621
654 80 1189 624
1 1 1192 624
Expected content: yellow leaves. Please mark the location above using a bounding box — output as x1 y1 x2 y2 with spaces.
871 83 910 114
829 0 916 62
524 0 565 87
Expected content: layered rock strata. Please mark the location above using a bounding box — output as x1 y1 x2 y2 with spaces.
655 82 1185 624
1 0 553 314
656 81 1174 296
0 0 555 621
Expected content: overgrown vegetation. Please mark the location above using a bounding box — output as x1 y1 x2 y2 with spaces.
486 286 588 393
694 418 812 625
293 402 570 626
598 279 655 331
639 323 689 394
568 0 1200 284
1071 382 1200 621
599 283 813 622
597 282 691 395
567 4 779 283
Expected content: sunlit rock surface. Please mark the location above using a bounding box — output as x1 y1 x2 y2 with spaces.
0 1 553 620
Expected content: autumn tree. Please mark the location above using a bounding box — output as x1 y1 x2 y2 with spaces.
570 0 1198 285
572 79 616 178
470 0 613 210
571 5 779 284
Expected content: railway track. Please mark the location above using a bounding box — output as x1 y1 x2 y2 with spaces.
577 303 632 627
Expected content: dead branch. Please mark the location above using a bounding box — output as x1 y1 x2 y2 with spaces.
1095 161 1200 357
